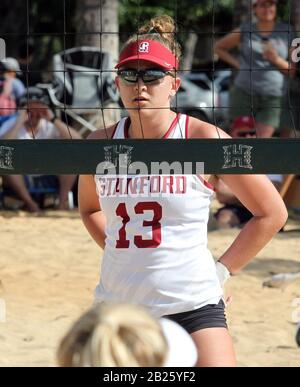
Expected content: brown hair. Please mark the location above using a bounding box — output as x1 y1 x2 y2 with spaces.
57 303 168 367
123 15 182 62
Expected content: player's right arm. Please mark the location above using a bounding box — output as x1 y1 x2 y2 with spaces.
78 174 106 249
78 126 115 249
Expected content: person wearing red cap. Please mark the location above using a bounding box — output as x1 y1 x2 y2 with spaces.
215 0 297 137
230 115 257 138
79 15 287 367
215 115 283 229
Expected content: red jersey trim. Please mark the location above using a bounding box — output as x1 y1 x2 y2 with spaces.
196 175 215 192
111 122 119 139
163 113 181 139
124 114 181 139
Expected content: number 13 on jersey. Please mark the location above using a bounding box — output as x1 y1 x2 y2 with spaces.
115 202 162 248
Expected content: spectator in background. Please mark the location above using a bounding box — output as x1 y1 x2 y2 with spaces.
57 303 197 367
215 0 297 137
0 86 81 212
0 57 25 124
214 115 283 228
230 115 257 138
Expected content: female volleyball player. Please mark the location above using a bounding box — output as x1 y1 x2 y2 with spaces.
79 15 288 366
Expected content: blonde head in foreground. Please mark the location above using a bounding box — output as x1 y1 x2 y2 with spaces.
57 303 168 367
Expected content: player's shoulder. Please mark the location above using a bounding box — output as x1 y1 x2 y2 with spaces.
187 115 231 139
87 124 117 140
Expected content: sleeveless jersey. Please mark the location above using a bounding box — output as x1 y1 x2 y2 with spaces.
94 114 223 317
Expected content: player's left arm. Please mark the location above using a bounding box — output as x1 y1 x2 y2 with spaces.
189 118 288 275
217 173 287 275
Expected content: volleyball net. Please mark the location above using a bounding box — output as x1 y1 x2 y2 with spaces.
0 0 300 175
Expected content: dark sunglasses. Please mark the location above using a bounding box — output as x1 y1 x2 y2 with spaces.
117 69 174 84
236 130 256 137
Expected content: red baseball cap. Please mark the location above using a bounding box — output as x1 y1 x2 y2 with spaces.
232 116 256 130
115 39 179 70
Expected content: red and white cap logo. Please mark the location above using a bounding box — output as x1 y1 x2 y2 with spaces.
139 41 150 53
115 39 179 70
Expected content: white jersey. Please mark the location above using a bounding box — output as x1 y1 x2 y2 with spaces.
94 114 222 317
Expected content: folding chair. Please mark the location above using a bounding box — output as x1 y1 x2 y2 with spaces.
279 174 296 199
46 46 119 136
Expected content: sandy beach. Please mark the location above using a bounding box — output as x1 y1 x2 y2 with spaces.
0 208 300 366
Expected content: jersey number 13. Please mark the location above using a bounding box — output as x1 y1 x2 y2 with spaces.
115 202 162 248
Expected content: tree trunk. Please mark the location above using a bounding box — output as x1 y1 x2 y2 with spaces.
75 0 119 62
182 32 198 71
233 0 252 27
74 0 120 129
0 0 27 57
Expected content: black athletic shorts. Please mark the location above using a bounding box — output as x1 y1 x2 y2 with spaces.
163 299 227 334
